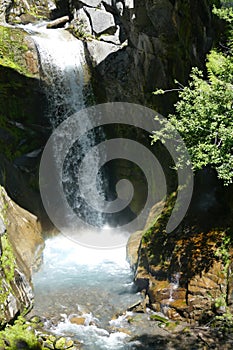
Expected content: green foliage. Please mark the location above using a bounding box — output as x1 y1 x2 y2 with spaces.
68 20 94 41
0 316 41 349
215 233 231 271
0 114 39 160
152 7 233 184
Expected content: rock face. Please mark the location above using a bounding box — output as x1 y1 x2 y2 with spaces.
84 7 115 35
127 170 232 322
0 25 48 222
0 186 43 326
88 0 219 113
1 0 219 114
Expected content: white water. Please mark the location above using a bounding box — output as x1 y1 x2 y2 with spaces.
32 235 141 349
29 24 87 126
29 24 105 228
169 272 180 302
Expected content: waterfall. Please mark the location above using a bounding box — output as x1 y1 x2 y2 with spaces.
31 26 86 127
29 25 105 229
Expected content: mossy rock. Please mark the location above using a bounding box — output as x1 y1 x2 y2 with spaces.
0 25 38 77
0 25 47 162
7 0 51 24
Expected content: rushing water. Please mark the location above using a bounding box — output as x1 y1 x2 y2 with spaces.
31 234 143 349
29 23 106 228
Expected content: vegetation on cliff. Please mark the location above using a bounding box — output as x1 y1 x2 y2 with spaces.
152 5 233 184
137 3 233 323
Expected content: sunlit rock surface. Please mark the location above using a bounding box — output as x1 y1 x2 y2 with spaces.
0 186 43 326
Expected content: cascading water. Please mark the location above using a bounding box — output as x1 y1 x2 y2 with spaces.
30 24 105 228
26 24 145 349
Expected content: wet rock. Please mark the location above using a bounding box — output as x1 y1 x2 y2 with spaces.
117 328 131 335
24 50 39 75
44 341 54 350
126 230 142 271
127 180 230 323
69 316 86 325
55 337 74 349
127 300 143 312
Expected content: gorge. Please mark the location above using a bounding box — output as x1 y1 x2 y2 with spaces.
0 0 233 349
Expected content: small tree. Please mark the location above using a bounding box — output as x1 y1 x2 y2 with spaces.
152 6 233 185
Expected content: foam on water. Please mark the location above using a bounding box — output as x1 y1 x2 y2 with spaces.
32 233 141 349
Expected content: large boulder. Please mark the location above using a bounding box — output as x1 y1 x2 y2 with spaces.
0 186 43 326
86 39 124 66
84 7 116 35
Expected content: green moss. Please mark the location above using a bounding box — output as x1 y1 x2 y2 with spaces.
142 192 177 245
0 234 16 319
0 235 15 284
0 26 33 77
0 113 41 161
0 316 41 349
0 189 16 324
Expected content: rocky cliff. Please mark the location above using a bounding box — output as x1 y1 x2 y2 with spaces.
0 0 227 327
1 0 220 114
70 0 220 113
0 23 48 222
127 168 233 323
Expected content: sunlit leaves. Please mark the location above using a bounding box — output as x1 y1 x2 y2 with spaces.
152 7 233 184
